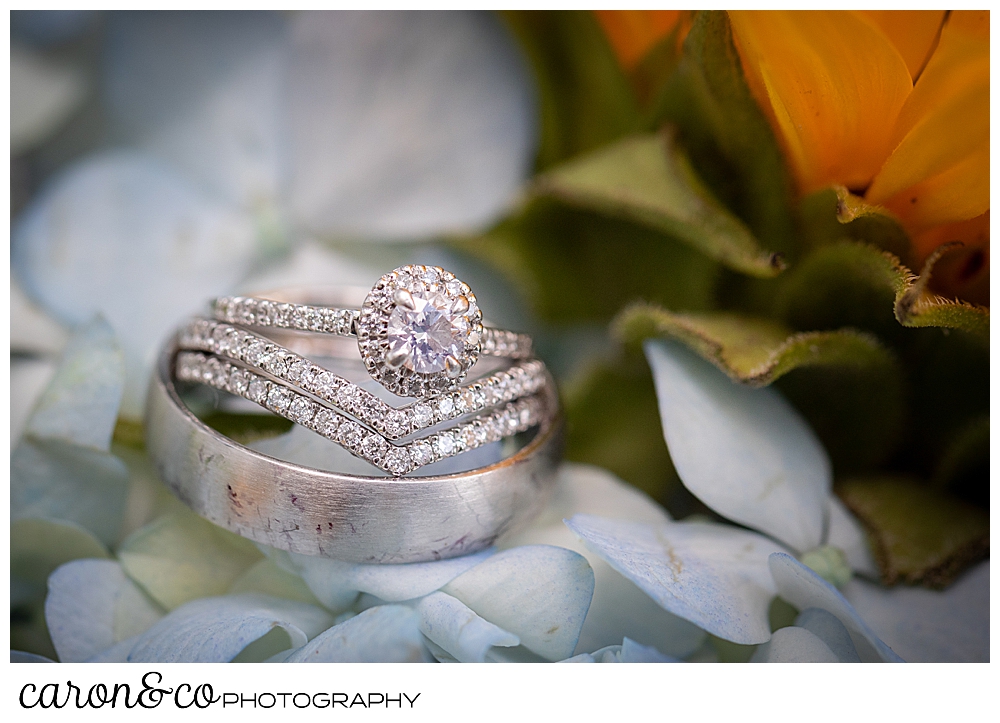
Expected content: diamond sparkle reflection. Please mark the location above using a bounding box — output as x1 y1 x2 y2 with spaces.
387 291 466 374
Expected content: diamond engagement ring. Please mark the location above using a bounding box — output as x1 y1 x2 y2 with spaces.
213 265 533 397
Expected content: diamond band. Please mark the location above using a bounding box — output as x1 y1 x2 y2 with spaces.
178 319 548 441
176 351 551 476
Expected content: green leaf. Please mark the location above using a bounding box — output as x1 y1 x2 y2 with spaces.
836 477 989 589
774 242 988 341
654 10 796 259
118 508 264 610
932 416 988 507
535 131 783 277
615 303 906 473
500 10 640 170
798 187 913 263
615 303 895 386
562 356 681 503
895 243 989 339
454 197 720 324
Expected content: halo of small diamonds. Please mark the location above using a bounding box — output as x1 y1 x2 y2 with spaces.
356 265 484 397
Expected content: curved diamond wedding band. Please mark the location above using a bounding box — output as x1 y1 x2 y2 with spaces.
145 342 563 562
213 265 533 397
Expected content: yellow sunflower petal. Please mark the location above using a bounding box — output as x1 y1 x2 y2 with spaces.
857 10 946 81
729 11 913 194
595 10 683 71
866 11 989 231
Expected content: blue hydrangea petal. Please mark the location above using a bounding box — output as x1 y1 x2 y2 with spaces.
413 591 519 663
644 339 831 552
283 605 431 663
749 626 841 663
11 651 56 663
619 638 679 663
229 559 324 606
567 514 788 645
286 10 536 240
45 559 164 663
768 552 903 662
272 547 495 612
842 560 988 663
10 358 58 445
11 518 109 606
24 317 122 451
104 11 289 212
11 275 69 356
118 594 331 663
826 496 879 579
441 545 594 661
12 150 260 418
12 440 129 547
794 607 861 663
119 509 264 610
503 464 705 658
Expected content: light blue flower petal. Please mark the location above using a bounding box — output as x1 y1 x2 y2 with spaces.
414 591 519 663
620 638 679 663
768 553 903 662
119 509 264 611
826 495 879 578
24 317 122 451
12 150 259 418
10 358 57 445
104 11 289 212
794 608 861 663
287 10 535 240
283 605 431 662
644 339 831 552
11 276 69 355
559 639 677 663
278 547 494 611
121 593 333 663
45 559 164 663
229 559 324 606
11 439 129 547
567 514 788 645
842 560 988 663
441 545 594 661
749 626 840 663
503 464 705 658
11 518 109 606
559 652 601 663
11 651 56 663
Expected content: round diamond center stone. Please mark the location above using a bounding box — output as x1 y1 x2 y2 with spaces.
387 291 466 374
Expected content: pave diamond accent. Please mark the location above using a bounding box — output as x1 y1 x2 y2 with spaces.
175 351 549 476
178 319 548 441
